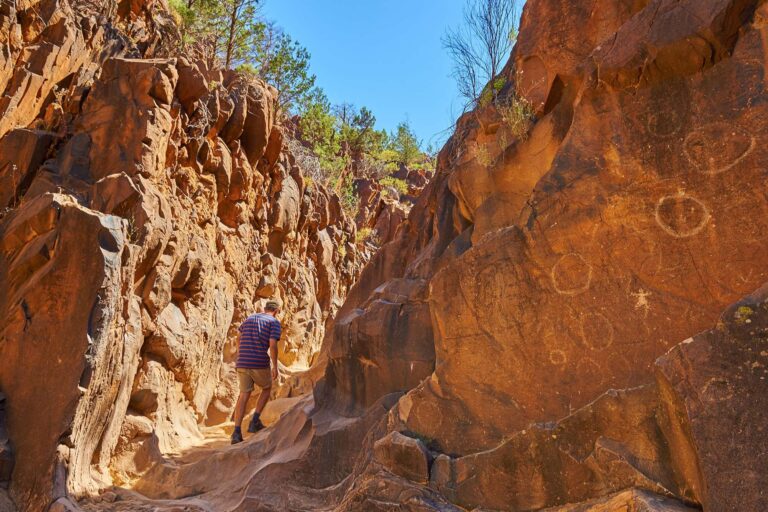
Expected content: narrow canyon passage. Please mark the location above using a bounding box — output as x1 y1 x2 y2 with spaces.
1 0 768 511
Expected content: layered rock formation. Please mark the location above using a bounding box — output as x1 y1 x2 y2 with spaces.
3 0 768 511
354 165 433 247
94 0 766 510
0 1 363 510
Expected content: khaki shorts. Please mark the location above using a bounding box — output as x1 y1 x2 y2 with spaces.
237 368 272 393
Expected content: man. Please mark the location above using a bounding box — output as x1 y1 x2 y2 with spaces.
231 300 282 444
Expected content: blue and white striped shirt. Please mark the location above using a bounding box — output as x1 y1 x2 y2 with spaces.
237 313 281 369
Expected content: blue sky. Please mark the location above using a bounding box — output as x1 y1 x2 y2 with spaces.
261 0 470 148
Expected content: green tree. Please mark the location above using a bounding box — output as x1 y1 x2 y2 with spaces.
254 22 316 112
221 0 263 70
171 0 264 70
338 106 384 159
173 1 316 112
390 121 421 167
298 88 344 176
298 89 336 150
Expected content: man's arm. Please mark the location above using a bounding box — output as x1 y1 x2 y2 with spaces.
269 338 279 380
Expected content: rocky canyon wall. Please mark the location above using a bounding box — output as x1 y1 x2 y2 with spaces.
2 0 768 511
101 0 768 510
330 0 768 508
0 0 367 510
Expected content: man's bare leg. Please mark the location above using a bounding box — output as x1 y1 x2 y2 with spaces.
255 387 271 414
233 391 251 430
246 387 272 433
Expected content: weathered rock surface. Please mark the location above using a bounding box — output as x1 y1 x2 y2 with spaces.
655 284 768 511
0 394 11 512
3 0 768 510
134 0 765 509
0 490 15 512
0 1 364 510
543 488 699 512
373 431 431 485
354 165 433 247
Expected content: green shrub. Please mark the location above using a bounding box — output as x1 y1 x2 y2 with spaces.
390 121 421 166
339 179 359 218
498 91 535 140
356 227 373 243
379 177 409 197
168 0 194 26
478 76 507 108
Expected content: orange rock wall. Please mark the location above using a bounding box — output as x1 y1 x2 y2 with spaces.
0 1 364 509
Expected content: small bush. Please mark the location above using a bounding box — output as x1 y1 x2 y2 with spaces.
475 145 493 167
421 158 436 172
497 91 535 141
339 179 359 218
379 177 408 197
478 76 507 108
168 0 193 26
356 227 373 243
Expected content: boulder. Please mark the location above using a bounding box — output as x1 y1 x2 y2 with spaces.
175 58 208 113
373 431 430 485
68 58 178 182
321 278 435 414
0 194 135 510
255 274 277 298
656 284 768 511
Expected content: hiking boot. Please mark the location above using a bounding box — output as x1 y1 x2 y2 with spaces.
231 429 243 444
247 415 265 433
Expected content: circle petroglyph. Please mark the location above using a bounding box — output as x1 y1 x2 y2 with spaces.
684 123 755 175
473 259 528 336
413 398 444 430
551 253 593 296
549 349 568 366
645 109 684 138
654 194 711 238
579 312 615 351
701 378 735 403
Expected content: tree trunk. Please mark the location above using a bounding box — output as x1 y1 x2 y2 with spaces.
225 1 240 69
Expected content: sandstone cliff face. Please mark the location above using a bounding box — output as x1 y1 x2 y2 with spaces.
0 1 364 510
3 0 768 511
83 0 768 510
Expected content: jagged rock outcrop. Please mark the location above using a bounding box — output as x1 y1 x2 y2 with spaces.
81 0 768 510
0 1 363 510
3 0 768 510
354 165 432 247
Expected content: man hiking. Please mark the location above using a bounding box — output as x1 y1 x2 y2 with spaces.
231 300 282 444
